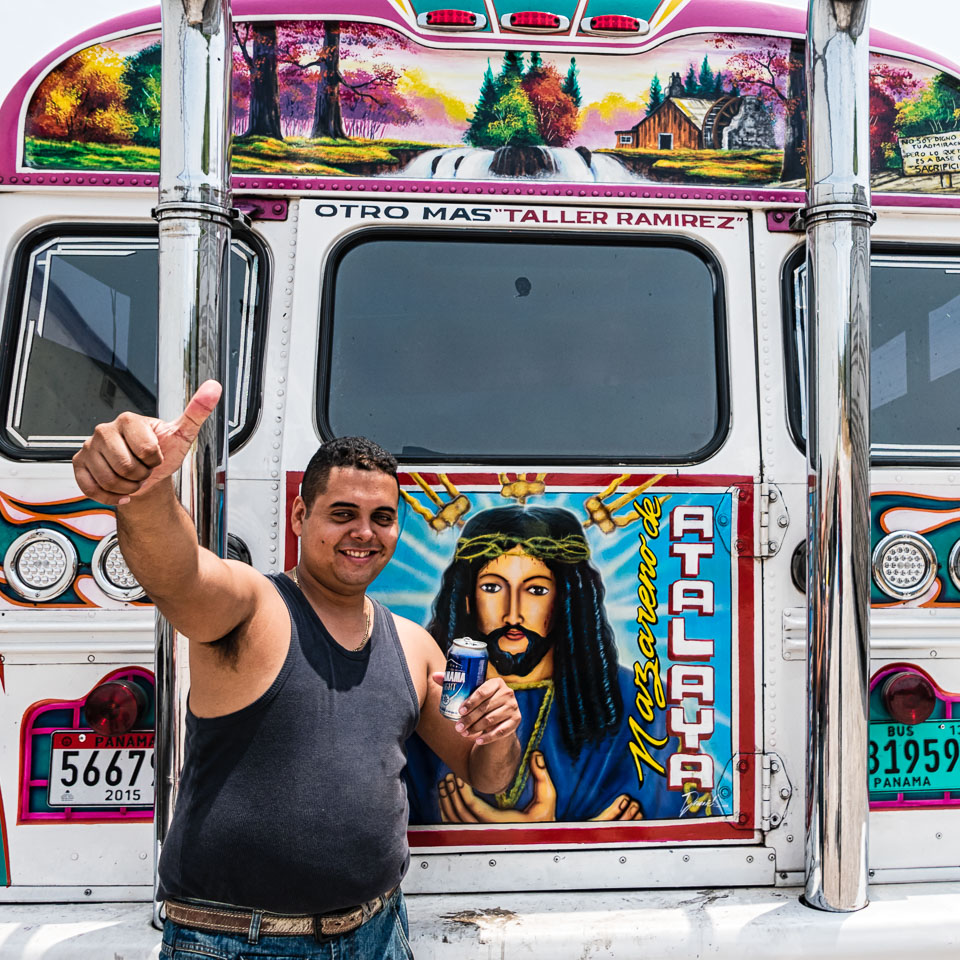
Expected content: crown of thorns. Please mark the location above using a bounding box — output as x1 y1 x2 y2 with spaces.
453 533 591 563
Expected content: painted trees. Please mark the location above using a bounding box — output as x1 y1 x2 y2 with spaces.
499 51 526 85
648 58 724 117
781 40 805 181
285 22 416 140
562 58 582 108
698 56 715 98
341 66 418 139
465 62 500 146
718 36 805 180
867 63 920 168
897 73 960 138
27 46 136 143
522 64 579 146
234 23 284 139
486 81 541 146
307 21 345 139
647 74 663 115
466 53 580 148
123 43 161 146
228 21 418 141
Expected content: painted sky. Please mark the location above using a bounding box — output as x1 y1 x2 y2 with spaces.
2 0 957 108
32 24 940 152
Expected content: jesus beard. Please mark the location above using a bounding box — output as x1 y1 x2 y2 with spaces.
481 624 553 677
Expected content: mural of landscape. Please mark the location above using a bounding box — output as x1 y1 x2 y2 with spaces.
21 20 960 192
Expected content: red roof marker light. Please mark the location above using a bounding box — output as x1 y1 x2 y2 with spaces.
501 11 570 32
581 13 650 36
417 9 487 30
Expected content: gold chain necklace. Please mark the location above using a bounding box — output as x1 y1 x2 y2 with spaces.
290 565 372 652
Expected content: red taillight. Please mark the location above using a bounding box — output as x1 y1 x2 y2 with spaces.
881 672 937 724
426 9 477 26
588 14 641 32
85 680 146 735
505 11 565 30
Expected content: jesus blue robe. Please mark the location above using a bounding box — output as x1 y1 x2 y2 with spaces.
405 666 683 823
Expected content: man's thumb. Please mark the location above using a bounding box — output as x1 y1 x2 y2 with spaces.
172 380 222 438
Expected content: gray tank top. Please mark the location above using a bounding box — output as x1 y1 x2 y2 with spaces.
157 573 420 914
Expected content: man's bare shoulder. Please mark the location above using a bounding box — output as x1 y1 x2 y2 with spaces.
219 556 279 601
167 554 281 644
390 611 446 674
390 612 440 651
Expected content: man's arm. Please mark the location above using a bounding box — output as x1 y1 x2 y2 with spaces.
397 617 521 794
114 481 269 642
72 381 270 643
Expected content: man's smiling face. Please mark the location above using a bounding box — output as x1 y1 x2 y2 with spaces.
292 466 399 594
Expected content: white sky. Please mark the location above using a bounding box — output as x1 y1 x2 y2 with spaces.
1 0 957 101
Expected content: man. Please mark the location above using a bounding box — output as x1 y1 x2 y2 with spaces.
72 380 521 959
406 504 673 824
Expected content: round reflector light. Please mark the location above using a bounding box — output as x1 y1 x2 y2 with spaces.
881 671 937 725
3 529 77 601
85 679 147 735
872 531 937 600
92 533 145 601
948 539 960 593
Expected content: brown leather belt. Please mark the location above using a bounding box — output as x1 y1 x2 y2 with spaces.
164 887 397 939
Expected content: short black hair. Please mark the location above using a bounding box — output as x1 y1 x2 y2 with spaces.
301 437 398 507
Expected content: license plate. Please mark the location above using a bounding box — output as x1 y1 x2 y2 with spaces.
48 730 154 807
869 720 960 794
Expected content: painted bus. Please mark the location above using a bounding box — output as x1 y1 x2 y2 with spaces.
1 0 960 955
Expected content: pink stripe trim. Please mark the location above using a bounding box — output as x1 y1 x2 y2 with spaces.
5 171 957 210
868 665 960 811
19 666 154 824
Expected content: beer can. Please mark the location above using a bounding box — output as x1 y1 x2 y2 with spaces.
439 638 489 720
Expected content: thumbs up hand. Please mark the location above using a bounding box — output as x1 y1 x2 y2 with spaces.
72 380 222 506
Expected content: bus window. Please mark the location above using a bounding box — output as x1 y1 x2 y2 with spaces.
786 252 960 460
1 228 264 457
321 232 727 463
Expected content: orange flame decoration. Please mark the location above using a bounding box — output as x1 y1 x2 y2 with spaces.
0 492 115 539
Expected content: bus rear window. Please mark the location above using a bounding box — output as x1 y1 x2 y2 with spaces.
788 254 960 458
322 233 726 462
2 229 263 457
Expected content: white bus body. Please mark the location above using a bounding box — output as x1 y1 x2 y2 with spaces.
1 1 959 955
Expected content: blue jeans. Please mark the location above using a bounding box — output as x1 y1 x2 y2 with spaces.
159 890 414 960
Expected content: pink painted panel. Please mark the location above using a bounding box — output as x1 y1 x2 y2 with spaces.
1 6 957 203
18 666 154 824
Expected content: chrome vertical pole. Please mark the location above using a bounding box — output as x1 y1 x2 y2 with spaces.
153 0 232 926
802 0 873 912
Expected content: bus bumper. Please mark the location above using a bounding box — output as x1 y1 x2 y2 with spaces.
1 884 959 958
